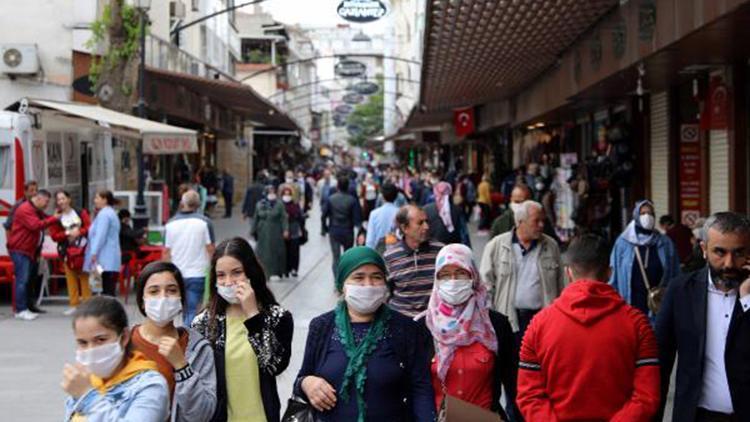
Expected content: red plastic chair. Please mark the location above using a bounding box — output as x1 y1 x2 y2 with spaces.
119 252 138 303
0 256 15 312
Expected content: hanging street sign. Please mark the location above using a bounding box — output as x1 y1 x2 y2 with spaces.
343 92 364 104
337 0 389 23
354 81 379 95
347 124 363 136
335 60 367 78
335 104 354 114
333 117 347 128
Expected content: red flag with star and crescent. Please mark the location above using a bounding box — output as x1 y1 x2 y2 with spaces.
453 107 475 137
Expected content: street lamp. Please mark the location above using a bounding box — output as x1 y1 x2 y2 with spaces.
133 0 151 232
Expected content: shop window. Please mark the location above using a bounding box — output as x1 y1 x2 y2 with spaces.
0 145 11 189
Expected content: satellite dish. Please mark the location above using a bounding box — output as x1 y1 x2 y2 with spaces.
97 83 114 102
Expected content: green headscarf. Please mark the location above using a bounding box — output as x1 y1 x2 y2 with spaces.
333 246 391 422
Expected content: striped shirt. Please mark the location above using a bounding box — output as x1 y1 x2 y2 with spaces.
384 239 444 317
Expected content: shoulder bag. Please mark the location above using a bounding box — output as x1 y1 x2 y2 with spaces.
634 246 664 314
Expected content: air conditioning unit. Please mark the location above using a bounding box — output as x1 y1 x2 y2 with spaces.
0 44 39 75
170 1 186 18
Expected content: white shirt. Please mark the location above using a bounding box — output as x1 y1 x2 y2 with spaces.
60 209 81 232
164 216 211 278
698 272 750 413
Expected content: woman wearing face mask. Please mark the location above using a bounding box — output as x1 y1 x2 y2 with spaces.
62 296 169 421
131 261 217 421
48 190 92 315
280 185 304 279
252 185 288 281
192 237 293 422
83 190 121 296
420 244 518 420
610 199 681 316
294 246 435 422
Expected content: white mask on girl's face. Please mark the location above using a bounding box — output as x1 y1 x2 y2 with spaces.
76 338 125 379
282 195 293 203
639 214 656 230
267 194 277 202
217 284 240 304
437 279 474 305
144 297 182 327
344 285 389 314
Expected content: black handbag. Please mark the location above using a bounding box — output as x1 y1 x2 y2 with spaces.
282 396 316 422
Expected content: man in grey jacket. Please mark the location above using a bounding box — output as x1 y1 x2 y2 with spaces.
480 200 566 348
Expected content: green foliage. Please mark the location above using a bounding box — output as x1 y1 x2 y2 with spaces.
243 49 272 64
86 2 145 90
346 76 384 147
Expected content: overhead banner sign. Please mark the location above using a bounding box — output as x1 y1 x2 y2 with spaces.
354 81 379 95
337 0 389 23
335 104 354 114
343 93 364 105
453 107 475 137
335 60 366 78
679 124 703 226
143 134 198 155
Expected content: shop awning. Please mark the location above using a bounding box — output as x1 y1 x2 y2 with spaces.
22 99 198 154
419 0 619 111
146 67 299 131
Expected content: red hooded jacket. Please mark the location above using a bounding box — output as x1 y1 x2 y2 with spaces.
517 280 660 421
7 201 58 258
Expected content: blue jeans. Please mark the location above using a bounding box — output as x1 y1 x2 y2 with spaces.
183 277 205 326
10 252 31 313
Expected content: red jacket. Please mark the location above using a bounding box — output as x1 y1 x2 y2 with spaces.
517 280 660 422
48 208 91 244
7 201 58 258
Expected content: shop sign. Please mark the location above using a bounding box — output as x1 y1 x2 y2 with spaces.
46 132 63 186
343 93 364 105
354 81 379 95
335 60 367 78
143 134 198 155
347 124 363 136
333 115 347 127
678 124 703 226
701 76 729 130
335 104 353 114
453 107 475 137
337 0 389 24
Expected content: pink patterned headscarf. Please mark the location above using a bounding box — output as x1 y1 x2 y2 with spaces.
433 182 455 233
425 244 498 382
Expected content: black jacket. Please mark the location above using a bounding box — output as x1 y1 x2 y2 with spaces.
321 192 361 235
242 182 266 217
656 267 750 421
418 310 519 421
192 305 294 422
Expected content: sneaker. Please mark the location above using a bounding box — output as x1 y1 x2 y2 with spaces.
63 307 77 316
14 310 39 321
269 275 281 282
290 270 298 278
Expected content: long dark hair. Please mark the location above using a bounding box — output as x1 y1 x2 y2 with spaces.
205 237 278 343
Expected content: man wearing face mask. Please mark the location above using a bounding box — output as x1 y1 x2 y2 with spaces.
656 212 750 421
610 200 681 316
517 234 660 421
490 184 558 241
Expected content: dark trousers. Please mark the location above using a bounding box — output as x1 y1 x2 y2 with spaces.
102 271 118 297
223 191 233 217
329 234 354 278
696 408 738 422
479 203 491 230
285 238 301 274
514 308 540 351
27 259 42 308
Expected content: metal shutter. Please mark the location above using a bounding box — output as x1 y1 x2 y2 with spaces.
709 129 730 213
650 92 670 218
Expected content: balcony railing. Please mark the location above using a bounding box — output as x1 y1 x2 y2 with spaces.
145 34 236 82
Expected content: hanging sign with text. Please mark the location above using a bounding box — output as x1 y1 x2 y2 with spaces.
337 0 389 23
678 124 703 226
143 134 198 155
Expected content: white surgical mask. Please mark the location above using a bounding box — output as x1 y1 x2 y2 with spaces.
344 285 389 314
282 195 292 203
639 214 655 230
267 194 277 202
437 279 474 305
286 178 294 184
76 338 125 379
217 284 240 304
144 297 182 327
510 202 523 214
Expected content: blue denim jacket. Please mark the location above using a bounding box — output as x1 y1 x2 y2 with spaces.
84 206 121 272
64 370 169 422
609 232 680 310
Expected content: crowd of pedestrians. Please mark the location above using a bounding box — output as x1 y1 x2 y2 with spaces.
3 162 750 421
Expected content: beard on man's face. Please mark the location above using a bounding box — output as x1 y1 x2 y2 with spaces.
708 262 745 289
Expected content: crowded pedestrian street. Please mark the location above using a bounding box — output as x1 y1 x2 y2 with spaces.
3 1 750 421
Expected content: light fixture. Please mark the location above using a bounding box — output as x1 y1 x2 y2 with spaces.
131 0 152 10
534 122 545 128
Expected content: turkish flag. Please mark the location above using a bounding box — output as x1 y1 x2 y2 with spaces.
454 107 475 137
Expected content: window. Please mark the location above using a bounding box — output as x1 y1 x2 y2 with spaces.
0 146 11 189
192 0 199 12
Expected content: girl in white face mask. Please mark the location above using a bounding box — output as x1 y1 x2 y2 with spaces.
62 296 170 421
130 261 217 422
423 244 519 419
192 237 293 422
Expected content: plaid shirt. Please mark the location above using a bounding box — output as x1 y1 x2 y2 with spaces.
384 239 444 317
